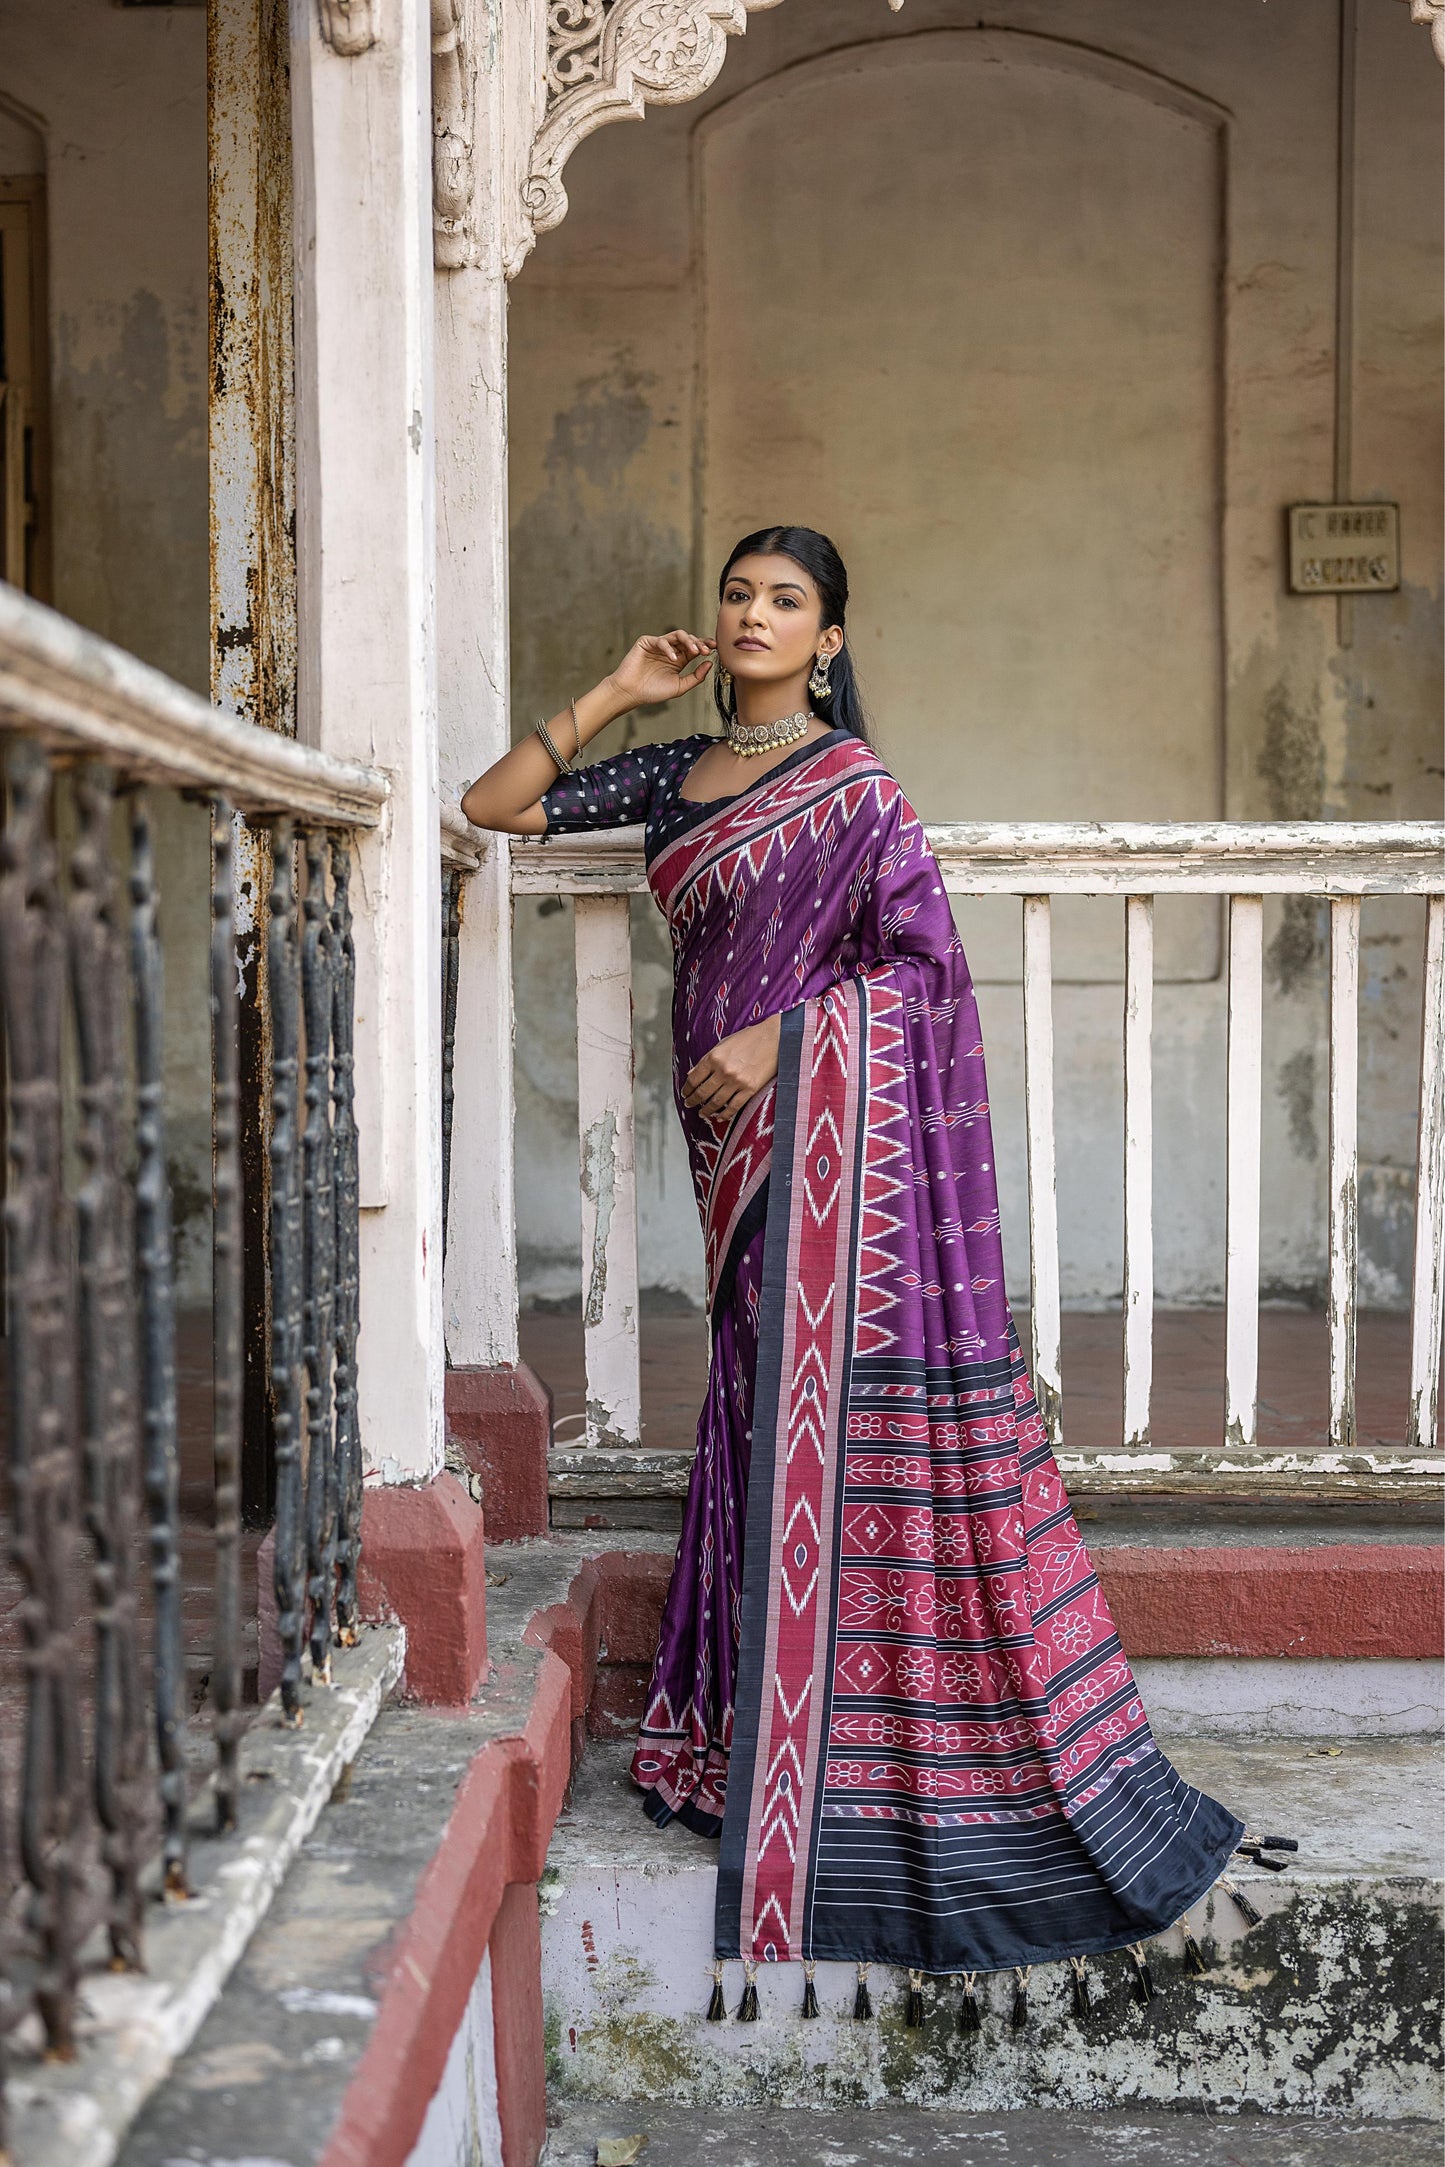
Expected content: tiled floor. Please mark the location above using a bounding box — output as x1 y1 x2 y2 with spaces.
520 1304 1428 1457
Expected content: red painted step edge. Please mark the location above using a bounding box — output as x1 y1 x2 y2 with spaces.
318 1551 665 2167
317 1539 1441 2167
318 1651 571 2167
1095 1543 1443 1659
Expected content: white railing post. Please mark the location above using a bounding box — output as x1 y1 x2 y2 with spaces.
1328 895 1361 1450
1122 895 1154 1448
1408 894 1445 1451
574 895 642 1448
1224 894 1265 1449
1022 895 1062 1446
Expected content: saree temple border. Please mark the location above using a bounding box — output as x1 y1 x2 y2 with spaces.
512 821 1445 1500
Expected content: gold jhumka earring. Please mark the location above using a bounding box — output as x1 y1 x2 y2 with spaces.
808 652 833 702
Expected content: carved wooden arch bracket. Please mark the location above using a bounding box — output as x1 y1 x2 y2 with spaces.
522 0 906 241
433 0 476 267
316 0 378 57
1399 0 1445 65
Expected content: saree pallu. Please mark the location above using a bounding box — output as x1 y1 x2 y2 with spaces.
629 733 1244 1978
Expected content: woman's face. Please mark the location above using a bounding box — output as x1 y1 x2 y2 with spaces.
715 553 843 693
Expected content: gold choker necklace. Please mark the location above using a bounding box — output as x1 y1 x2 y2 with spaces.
726 710 813 759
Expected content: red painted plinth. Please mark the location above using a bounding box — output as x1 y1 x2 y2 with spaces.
359 1472 488 1705
1097 1543 1444 1658
446 1363 552 1541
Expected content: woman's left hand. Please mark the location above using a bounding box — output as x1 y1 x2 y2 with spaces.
682 1016 782 1125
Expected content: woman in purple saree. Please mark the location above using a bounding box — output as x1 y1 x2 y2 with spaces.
464 526 1268 2025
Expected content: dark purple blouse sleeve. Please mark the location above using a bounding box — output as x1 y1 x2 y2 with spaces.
540 743 666 834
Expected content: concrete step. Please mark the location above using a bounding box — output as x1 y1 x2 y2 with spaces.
540 1737 1442 2120
543 2102 1443 2165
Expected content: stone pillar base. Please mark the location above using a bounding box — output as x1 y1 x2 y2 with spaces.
255 1472 488 1706
358 1471 489 1704
446 1362 553 1541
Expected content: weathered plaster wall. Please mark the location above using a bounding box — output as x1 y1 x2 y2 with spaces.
1 0 214 1298
507 0 1443 1317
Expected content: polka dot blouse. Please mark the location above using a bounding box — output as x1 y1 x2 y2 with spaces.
540 729 848 864
540 734 720 863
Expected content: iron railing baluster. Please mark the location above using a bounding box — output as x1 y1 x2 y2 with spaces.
329 836 362 1645
210 799 244 1827
302 833 338 1685
129 791 189 1896
441 866 461 1267
267 821 307 1722
0 741 89 2057
68 765 150 1963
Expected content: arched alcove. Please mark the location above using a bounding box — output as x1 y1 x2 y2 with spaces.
506 23 1237 1307
697 34 1226 846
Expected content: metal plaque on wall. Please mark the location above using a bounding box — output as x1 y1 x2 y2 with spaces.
1287 503 1400 594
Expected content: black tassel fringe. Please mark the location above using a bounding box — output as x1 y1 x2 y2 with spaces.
1221 1873 1263 1928
1127 1943 1156 2006
854 1964 873 2021
1010 1966 1030 2031
958 1974 981 2035
906 1970 925 2028
1178 1918 1208 1976
737 1962 759 2023
801 1963 819 2019
706 1964 727 2022
1069 1957 1092 2022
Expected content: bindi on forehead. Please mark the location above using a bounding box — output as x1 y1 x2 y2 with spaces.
727 559 815 599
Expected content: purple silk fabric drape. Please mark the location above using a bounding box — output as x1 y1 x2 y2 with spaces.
545 727 1245 1974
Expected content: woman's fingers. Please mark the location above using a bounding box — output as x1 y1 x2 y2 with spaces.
659 630 713 662
682 1057 727 1110
684 1062 747 1122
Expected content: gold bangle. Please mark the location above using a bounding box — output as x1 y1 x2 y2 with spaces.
535 716 573 775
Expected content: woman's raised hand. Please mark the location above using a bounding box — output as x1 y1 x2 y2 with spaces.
609 631 716 711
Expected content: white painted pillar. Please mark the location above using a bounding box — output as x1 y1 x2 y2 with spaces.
1224 894 1264 1452
1121 895 1154 1450
290 0 443 1482
434 0 521 1370
1327 896 1360 1452
574 896 642 1447
1021 896 1062 1448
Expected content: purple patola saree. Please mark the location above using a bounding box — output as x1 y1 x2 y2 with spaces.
542 727 1252 2001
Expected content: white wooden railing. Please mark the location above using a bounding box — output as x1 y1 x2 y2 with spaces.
510 821 1445 1492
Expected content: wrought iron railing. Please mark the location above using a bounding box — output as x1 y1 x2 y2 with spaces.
438 805 481 1291
0 585 386 2125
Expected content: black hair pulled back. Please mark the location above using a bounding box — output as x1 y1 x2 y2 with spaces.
713 525 870 742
